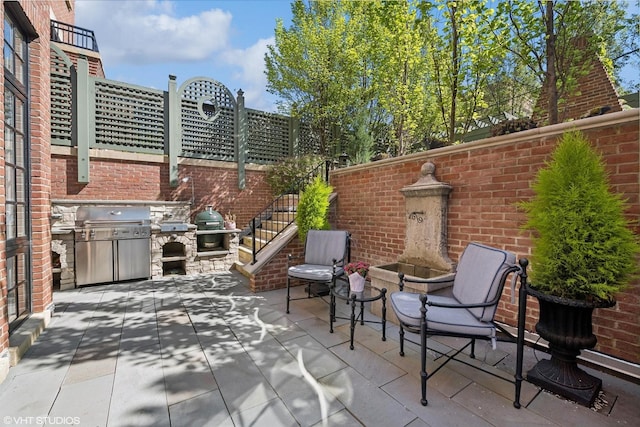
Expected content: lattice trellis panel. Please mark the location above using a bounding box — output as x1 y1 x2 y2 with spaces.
297 119 322 156
247 109 290 163
180 79 236 161
50 46 73 146
94 79 165 153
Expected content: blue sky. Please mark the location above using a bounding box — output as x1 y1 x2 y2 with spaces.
75 0 292 112
75 0 639 114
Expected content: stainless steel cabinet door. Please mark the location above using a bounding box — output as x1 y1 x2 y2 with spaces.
116 238 151 281
75 240 114 286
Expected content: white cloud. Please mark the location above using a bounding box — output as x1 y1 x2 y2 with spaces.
74 0 279 112
220 37 276 111
75 0 232 65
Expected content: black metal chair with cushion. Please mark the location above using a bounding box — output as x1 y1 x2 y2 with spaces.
286 229 350 314
390 242 528 408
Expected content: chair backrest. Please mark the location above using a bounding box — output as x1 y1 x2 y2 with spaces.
452 242 516 322
304 230 349 267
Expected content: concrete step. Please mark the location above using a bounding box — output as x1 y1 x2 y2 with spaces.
260 219 291 232
254 228 279 240
242 235 268 250
271 212 296 222
8 311 52 366
238 246 253 264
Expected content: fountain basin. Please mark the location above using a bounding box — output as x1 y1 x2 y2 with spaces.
370 262 453 325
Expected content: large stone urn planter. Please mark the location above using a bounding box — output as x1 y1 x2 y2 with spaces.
526 285 615 407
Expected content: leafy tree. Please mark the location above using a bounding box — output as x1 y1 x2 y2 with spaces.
491 0 632 125
265 0 362 156
265 154 324 196
421 0 507 143
366 0 433 155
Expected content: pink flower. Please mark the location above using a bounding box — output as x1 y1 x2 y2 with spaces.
345 261 369 277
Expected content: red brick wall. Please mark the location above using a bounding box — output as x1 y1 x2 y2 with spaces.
50 153 273 228
251 239 304 293
0 1 56 357
63 50 105 78
50 0 74 24
330 111 640 363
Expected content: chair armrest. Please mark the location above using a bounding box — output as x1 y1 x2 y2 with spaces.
426 298 496 309
287 253 304 268
398 272 455 291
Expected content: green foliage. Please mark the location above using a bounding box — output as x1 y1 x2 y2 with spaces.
265 0 363 155
344 109 374 164
265 0 635 155
491 0 633 124
265 154 324 196
296 176 333 244
519 131 640 302
422 0 507 143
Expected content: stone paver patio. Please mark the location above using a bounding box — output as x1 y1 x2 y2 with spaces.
0 271 638 426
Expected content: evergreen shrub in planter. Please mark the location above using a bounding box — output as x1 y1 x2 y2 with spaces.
295 176 332 244
519 130 639 406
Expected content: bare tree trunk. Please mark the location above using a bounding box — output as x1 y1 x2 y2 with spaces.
449 3 459 144
546 0 558 124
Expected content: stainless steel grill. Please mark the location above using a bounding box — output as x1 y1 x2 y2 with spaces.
75 206 151 286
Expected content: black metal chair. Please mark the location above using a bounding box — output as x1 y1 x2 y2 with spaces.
286 230 350 314
390 242 528 408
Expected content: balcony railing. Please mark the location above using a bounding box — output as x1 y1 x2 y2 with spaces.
51 20 99 52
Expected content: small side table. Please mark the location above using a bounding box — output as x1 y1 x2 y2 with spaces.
329 277 387 350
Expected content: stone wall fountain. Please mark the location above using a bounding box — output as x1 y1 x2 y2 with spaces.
370 162 455 324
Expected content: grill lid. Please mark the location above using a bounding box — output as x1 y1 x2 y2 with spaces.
76 206 151 227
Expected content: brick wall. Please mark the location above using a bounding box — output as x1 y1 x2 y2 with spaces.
251 239 304 293
0 1 56 362
50 151 273 228
330 110 640 363
50 0 74 24
62 49 105 78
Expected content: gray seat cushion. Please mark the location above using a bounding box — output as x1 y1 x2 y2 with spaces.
288 264 345 282
390 292 495 337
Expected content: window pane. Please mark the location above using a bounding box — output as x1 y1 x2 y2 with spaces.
5 166 15 201
4 127 14 164
6 256 15 290
14 30 23 58
15 134 24 167
3 43 14 76
14 56 24 85
7 290 16 322
6 203 16 239
16 168 24 202
4 18 12 43
15 96 23 130
17 203 26 236
14 32 24 83
4 89 14 125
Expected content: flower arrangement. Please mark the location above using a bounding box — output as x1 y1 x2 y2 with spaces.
224 212 236 230
345 261 369 278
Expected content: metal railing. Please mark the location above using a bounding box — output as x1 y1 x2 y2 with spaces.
242 160 331 264
51 20 99 52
